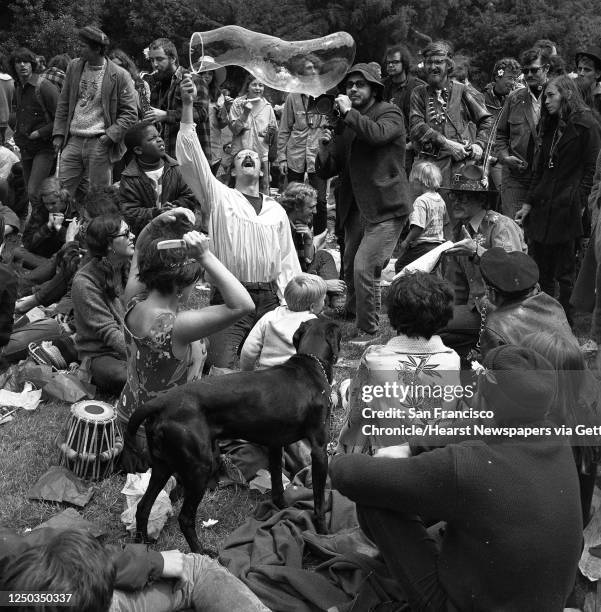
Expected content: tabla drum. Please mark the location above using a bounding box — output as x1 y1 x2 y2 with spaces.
57 400 123 480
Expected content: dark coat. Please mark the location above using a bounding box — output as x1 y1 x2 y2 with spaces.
527 109 601 244
315 100 410 225
53 58 137 163
119 155 199 236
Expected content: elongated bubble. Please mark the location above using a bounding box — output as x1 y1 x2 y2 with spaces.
190 26 355 97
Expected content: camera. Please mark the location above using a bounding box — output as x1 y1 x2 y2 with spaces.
306 94 341 129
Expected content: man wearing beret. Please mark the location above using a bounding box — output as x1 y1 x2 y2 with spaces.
316 62 410 344
330 344 582 611
53 26 138 197
478 247 575 355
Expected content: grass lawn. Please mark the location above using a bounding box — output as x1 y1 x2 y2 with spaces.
0 283 394 553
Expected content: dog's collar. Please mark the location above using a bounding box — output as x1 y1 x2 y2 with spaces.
305 353 331 389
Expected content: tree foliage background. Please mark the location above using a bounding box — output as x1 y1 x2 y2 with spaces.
1 0 599 87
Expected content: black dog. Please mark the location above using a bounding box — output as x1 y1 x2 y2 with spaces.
126 318 341 553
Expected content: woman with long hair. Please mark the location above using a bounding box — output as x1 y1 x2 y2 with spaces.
522 331 601 526
197 64 229 175
516 75 601 324
229 73 277 192
118 210 254 469
71 214 134 394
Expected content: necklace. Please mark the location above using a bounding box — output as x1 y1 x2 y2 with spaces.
548 124 563 169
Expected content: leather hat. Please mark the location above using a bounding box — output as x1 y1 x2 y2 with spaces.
345 63 384 89
575 47 601 70
480 247 539 294
78 26 109 47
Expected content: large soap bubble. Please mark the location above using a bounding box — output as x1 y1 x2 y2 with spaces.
190 26 356 97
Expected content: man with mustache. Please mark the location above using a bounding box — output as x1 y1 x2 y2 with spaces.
495 47 550 219
316 63 410 344
176 76 301 368
409 41 492 193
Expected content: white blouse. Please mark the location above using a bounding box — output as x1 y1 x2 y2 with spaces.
176 122 301 302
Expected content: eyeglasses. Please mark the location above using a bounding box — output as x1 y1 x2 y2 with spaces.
113 227 132 239
522 66 542 74
346 79 368 89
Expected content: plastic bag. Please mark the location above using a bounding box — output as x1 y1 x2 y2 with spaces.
43 372 96 403
120 470 176 539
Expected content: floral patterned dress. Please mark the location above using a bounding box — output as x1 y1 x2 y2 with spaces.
116 299 207 469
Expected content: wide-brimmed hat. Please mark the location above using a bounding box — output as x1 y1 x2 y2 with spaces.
193 55 227 88
78 26 109 47
575 46 601 70
345 62 384 89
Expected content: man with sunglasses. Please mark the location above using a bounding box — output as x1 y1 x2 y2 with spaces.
316 63 409 344
495 47 550 219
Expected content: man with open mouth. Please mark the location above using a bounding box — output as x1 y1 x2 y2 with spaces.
176 76 301 369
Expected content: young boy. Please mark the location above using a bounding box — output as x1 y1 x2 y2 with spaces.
239 273 327 370
395 161 448 273
120 120 198 235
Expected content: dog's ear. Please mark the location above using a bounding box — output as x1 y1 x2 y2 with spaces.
293 320 312 352
325 322 342 363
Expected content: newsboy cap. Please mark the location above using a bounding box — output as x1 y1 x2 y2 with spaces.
480 248 539 295
78 26 109 47
345 63 384 89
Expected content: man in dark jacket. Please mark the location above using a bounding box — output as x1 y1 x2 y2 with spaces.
477 247 575 355
144 37 210 160
382 43 424 174
316 62 409 343
330 344 582 612
52 26 138 198
120 121 198 236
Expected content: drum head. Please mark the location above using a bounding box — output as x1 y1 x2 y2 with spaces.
71 400 115 422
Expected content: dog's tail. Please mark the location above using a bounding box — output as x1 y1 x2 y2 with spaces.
120 394 170 473
126 395 166 441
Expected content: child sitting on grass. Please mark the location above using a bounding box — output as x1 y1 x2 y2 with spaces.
395 161 448 273
239 273 327 370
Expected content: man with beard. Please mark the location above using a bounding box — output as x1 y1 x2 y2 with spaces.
53 26 137 197
176 76 301 368
144 38 210 160
382 43 424 174
409 41 492 193
495 47 550 219
316 63 409 344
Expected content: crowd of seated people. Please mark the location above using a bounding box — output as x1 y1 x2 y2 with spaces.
2 28 601 612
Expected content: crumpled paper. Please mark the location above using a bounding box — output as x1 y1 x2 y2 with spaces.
0 382 42 417
248 468 290 494
120 470 177 539
27 465 95 507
